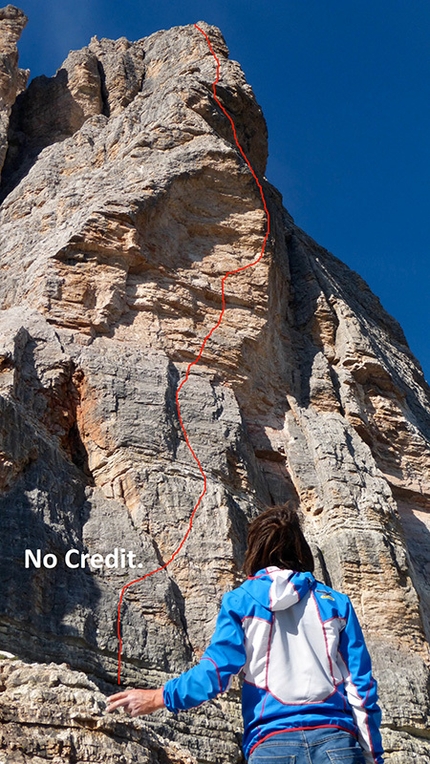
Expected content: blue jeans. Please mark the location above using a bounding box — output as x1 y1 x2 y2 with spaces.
248 728 366 764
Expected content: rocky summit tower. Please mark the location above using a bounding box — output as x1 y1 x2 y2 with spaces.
1 6 430 762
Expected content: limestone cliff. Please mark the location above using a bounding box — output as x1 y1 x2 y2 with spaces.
0 5 28 179
0 8 430 763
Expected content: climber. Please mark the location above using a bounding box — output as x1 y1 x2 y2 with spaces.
107 503 384 764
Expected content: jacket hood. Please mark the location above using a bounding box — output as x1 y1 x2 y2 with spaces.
245 567 315 612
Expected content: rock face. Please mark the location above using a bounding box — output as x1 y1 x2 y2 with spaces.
1 7 430 763
0 5 28 180
0 658 201 764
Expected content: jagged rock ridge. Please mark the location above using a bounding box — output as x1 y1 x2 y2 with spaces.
1 7 430 763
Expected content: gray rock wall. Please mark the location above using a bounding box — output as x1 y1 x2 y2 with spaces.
0 5 28 179
0 9 430 763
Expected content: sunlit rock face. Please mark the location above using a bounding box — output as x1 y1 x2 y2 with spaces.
1 8 430 763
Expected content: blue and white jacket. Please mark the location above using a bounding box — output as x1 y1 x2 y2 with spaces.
163 567 384 763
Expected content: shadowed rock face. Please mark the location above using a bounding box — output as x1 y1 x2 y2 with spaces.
0 5 28 178
0 7 430 763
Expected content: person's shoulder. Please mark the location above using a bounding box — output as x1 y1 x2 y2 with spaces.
221 580 248 604
312 580 351 611
222 574 267 600
221 570 272 611
219 582 250 619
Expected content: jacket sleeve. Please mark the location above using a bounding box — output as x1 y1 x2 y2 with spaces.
163 591 247 712
338 598 384 764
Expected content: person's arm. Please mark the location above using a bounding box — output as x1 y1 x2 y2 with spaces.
163 590 247 712
338 599 384 764
107 687 164 716
107 590 246 716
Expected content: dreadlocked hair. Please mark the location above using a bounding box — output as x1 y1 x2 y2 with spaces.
243 502 315 576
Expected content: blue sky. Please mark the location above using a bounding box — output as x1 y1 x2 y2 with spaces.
14 0 430 381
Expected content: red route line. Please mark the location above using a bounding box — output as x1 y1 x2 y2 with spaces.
116 22 271 685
